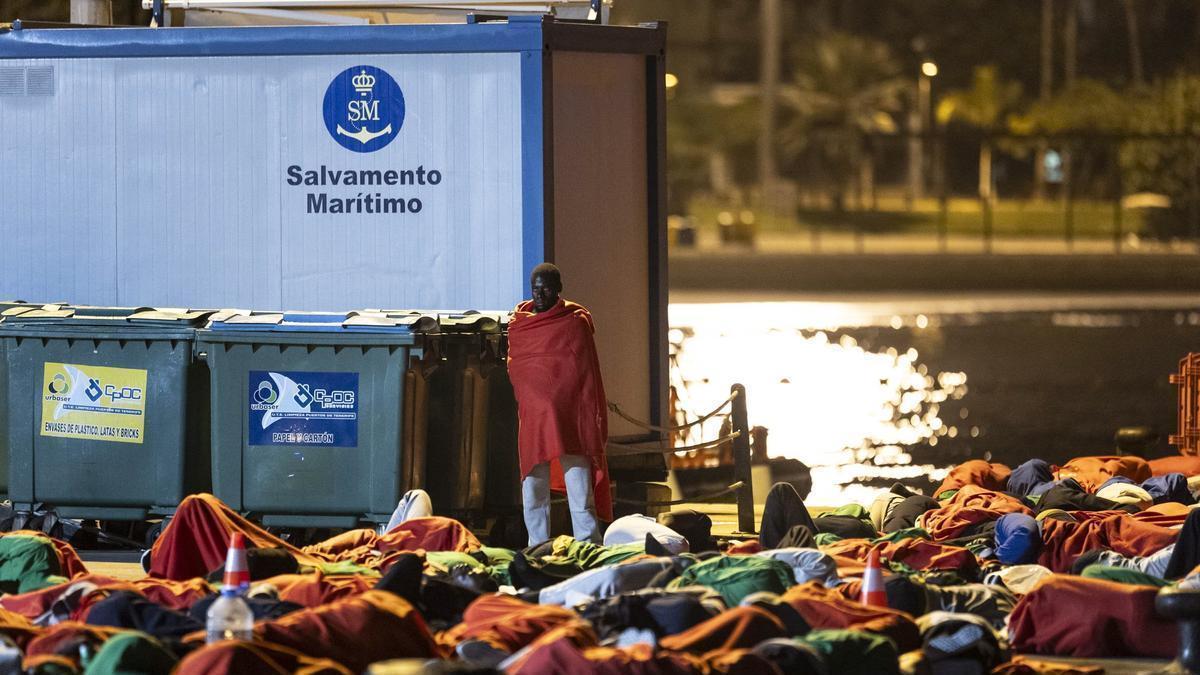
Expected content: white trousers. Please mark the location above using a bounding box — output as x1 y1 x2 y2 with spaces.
384 489 433 533
523 454 598 546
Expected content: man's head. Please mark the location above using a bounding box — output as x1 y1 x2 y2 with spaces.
530 263 563 313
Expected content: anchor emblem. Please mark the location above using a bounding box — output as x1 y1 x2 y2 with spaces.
323 66 405 153
336 124 394 146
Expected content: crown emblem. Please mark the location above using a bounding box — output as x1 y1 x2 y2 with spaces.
352 70 376 96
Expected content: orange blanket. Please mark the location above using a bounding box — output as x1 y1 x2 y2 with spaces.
1054 455 1151 492
934 460 1011 497
921 485 1032 541
822 538 978 575
657 606 785 654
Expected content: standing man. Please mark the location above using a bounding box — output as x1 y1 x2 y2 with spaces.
508 263 612 545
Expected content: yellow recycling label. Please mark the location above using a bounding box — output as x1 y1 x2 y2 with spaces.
40 362 147 444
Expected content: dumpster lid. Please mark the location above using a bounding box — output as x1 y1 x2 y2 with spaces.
127 308 218 325
0 303 64 318
371 309 508 333
4 306 214 327
209 311 419 333
345 311 438 333
438 311 505 333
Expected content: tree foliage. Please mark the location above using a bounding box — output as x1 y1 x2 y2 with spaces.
1121 75 1200 237
936 66 1023 131
778 33 907 209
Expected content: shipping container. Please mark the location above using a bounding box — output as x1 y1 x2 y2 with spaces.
0 17 668 440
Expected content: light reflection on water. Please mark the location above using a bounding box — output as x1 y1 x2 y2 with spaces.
669 302 967 505
668 295 1200 506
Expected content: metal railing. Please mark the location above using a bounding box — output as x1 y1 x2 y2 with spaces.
607 383 756 534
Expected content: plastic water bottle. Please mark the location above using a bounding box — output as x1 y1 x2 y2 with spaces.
205 587 254 643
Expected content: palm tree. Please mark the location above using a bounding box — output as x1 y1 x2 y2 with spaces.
936 66 1023 202
1121 0 1145 87
778 33 906 212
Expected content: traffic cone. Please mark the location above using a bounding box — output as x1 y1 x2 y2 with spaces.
861 548 888 607
222 532 250 590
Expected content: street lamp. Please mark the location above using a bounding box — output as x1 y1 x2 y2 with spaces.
665 73 679 89
908 59 938 205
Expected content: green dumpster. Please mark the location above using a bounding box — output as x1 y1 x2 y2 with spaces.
0 302 58 499
0 306 213 521
197 312 429 528
416 312 514 517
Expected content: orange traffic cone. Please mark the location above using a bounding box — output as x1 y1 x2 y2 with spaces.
222 532 250 590
861 548 888 607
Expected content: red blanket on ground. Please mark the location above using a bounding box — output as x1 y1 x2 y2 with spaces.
1008 575 1177 658
0 574 213 620
150 494 317 580
151 494 479 580
1037 511 1179 573
511 640 704 675
264 573 376 608
301 517 481 564
0 607 39 649
441 594 582 653
921 485 1032 541
781 581 921 652
175 640 351 675
1054 455 1151 492
657 606 786 654
508 298 613 521
822 538 979 575
182 590 442 671
24 622 123 666
934 460 1011 497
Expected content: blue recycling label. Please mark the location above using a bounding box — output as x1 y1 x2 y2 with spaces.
248 371 358 447
322 65 406 153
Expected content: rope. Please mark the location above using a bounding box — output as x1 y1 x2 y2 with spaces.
605 431 741 457
611 481 744 507
608 390 738 434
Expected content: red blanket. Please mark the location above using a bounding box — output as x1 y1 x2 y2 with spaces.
508 298 613 520
511 640 703 675
781 581 920 652
150 494 318 580
301 517 481 564
1054 455 1151 492
175 640 351 675
442 594 581 653
1008 575 1177 658
182 590 442 670
1037 511 1179 573
151 494 479 581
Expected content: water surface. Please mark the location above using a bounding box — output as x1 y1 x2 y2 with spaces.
668 292 1200 505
